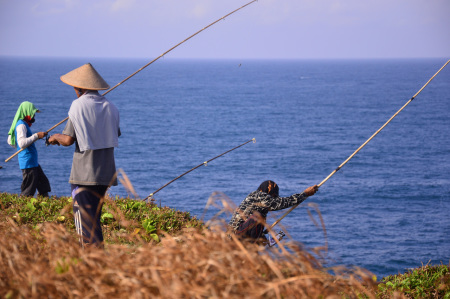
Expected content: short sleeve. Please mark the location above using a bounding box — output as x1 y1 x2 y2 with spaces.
62 118 76 139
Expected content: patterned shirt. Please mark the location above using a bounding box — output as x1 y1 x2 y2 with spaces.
228 191 308 232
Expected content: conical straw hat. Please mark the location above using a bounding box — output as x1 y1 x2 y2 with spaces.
60 63 110 90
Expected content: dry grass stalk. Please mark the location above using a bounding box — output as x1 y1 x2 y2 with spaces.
0 216 377 298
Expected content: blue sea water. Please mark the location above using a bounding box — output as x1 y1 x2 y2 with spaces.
1 57 449 278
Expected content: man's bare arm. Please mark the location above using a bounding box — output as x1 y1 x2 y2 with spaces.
48 134 75 146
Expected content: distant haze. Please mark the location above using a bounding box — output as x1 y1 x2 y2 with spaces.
0 0 449 59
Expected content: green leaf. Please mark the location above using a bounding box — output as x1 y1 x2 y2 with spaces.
150 233 159 242
386 281 395 288
101 212 114 224
26 202 36 213
142 219 156 233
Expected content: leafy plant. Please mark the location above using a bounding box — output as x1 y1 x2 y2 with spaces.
378 263 450 298
142 218 156 234
0 193 73 225
0 192 203 245
101 212 114 224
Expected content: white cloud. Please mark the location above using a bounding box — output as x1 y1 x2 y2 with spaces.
190 3 210 18
31 0 75 15
110 0 137 12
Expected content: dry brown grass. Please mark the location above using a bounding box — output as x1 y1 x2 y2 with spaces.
0 189 380 298
0 214 378 298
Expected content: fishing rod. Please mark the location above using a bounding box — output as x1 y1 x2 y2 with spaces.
144 138 256 201
4 0 259 163
270 59 450 229
5 117 69 163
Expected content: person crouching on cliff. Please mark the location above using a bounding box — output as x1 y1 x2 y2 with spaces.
228 180 318 244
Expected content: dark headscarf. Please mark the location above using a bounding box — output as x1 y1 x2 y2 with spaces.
257 180 279 197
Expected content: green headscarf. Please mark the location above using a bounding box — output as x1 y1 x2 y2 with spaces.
8 101 39 146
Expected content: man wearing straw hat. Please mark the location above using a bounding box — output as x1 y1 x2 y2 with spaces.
48 63 120 248
7 101 51 197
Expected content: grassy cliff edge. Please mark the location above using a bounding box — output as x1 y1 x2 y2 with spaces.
1 192 448 298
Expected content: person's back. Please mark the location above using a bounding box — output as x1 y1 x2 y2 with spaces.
48 63 120 248
64 90 119 186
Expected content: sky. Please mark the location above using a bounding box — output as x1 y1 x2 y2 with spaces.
0 0 449 60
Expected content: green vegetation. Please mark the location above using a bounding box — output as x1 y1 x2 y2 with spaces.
0 192 203 244
378 264 450 298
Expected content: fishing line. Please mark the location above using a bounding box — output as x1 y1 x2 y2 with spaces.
270 59 450 229
4 0 259 163
144 138 256 202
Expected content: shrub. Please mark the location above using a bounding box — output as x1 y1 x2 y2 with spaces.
378 263 450 298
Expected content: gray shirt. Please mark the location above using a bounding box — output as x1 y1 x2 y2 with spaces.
68 90 119 151
63 119 119 186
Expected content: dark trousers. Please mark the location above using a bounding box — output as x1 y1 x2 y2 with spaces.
21 165 51 197
71 184 108 248
236 215 265 240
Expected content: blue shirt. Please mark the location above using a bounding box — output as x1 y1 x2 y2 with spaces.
15 120 39 169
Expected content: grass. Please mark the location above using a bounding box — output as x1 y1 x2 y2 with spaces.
0 192 203 244
0 192 449 298
378 264 450 298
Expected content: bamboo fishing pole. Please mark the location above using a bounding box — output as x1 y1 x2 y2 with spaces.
269 59 450 229
4 0 259 163
144 138 256 201
5 117 69 162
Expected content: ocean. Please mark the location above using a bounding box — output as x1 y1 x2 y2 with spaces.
1 57 449 278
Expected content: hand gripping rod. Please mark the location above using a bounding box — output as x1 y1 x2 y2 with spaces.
270 59 450 229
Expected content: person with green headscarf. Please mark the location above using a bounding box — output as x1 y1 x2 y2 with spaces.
7 101 51 197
